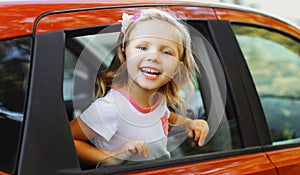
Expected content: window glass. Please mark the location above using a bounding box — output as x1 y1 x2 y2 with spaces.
64 23 242 170
0 37 31 173
232 24 300 145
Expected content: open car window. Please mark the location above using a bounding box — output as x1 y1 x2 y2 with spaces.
64 21 242 170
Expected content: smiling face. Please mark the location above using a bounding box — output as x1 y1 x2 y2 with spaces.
124 19 183 93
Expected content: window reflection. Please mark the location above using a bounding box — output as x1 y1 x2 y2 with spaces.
232 24 300 144
0 37 31 173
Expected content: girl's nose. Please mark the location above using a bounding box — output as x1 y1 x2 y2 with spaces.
146 51 160 62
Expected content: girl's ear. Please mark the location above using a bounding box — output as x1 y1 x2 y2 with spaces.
121 47 125 52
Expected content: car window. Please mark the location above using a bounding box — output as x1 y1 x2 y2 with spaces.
0 37 31 174
231 24 300 145
64 22 242 170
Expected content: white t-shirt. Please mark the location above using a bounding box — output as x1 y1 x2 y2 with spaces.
80 88 170 161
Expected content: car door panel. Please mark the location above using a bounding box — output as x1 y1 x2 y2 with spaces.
124 152 277 175
266 146 300 175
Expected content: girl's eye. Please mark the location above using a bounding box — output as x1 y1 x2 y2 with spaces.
139 46 147 51
162 50 172 56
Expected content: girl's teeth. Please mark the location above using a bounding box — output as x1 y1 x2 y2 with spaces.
142 68 160 74
144 73 157 78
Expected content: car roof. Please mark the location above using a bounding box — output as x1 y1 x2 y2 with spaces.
0 0 298 40
0 0 277 13
0 0 291 16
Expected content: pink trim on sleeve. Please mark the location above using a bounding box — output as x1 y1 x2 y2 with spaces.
161 113 169 136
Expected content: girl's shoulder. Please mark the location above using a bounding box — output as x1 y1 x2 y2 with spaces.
94 89 115 104
89 90 119 118
93 89 124 110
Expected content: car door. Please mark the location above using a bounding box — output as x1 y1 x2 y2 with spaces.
215 8 300 175
15 4 280 175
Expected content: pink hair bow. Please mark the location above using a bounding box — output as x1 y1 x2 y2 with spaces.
118 13 141 35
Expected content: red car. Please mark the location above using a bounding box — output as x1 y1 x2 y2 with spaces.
0 0 299 175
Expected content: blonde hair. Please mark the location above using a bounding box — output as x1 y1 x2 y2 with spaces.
95 8 198 116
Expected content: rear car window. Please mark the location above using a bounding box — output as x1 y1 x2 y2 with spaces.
0 37 31 174
232 24 300 145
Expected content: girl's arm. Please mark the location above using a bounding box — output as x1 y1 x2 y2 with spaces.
70 118 148 165
70 117 114 164
168 112 209 146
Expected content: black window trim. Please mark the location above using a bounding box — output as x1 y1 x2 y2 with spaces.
18 31 80 175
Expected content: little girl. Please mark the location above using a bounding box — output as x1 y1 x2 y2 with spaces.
70 8 209 165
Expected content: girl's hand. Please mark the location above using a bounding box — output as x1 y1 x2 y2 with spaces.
116 140 149 158
187 119 209 146
102 140 148 165
168 112 209 146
